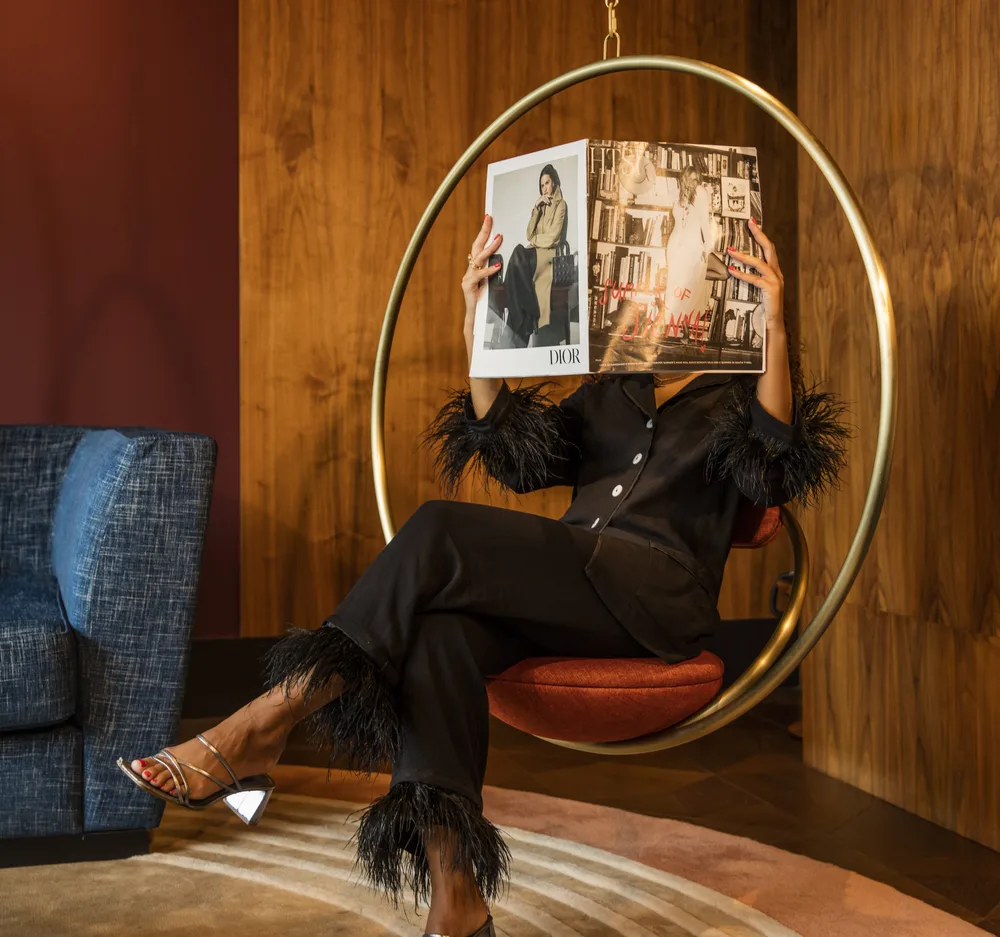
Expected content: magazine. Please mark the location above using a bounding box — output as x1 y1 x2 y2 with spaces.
469 139 767 378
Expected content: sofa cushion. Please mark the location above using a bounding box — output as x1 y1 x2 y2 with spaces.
0 571 76 731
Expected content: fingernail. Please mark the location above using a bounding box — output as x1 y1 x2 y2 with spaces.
728 265 736 271
493 263 501 269
726 247 734 253
484 213 489 221
492 234 500 242
749 218 756 226
142 771 151 778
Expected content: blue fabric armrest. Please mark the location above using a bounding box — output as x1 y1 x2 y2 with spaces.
52 429 217 832
0 426 89 576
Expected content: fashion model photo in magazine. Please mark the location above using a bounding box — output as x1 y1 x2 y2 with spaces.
470 141 590 378
588 140 765 375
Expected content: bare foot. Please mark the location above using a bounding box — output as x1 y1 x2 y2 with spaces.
131 692 292 800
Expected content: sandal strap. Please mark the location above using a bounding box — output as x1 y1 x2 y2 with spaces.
149 740 241 802
150 753 190 806
195 733 240 787
165 754 240 795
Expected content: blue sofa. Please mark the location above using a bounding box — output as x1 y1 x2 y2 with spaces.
0 426 216 859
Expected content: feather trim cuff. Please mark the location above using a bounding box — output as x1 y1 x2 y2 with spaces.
353 780 511 909
423 381 574 495
706 380 852 507
264 624 399 775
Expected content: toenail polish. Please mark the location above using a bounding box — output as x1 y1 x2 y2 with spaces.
143 771 151 779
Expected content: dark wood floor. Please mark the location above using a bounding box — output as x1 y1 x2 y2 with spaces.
179 689 1000 932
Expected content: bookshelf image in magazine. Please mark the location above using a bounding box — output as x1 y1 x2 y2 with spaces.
469 138 767 379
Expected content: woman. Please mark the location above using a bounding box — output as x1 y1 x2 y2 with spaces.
118 214 848 937
502 164 568 347
660 165 716 340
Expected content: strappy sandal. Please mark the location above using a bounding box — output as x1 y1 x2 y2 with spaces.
424 914 495 937
116 734 276 826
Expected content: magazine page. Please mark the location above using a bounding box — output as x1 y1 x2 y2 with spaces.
469 141 590 379
587 140 766 374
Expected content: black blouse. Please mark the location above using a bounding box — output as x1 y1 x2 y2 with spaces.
427 373 848 661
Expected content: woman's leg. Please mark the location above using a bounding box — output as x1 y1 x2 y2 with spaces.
146 501 650 915
132 669 346 796
356 608 644 935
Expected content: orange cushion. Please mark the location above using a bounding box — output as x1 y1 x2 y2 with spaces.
487 652 724 743
732 504 782 549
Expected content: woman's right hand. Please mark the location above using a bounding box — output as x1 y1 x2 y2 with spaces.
462 215 503 321
463 215 505 420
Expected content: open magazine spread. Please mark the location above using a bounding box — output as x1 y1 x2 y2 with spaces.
470 139 766 378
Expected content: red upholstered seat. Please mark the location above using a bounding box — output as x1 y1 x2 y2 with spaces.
487 653 725 743
487 506 782 742
732 504 782 548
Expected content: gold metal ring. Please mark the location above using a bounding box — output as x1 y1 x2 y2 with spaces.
371 55 897 751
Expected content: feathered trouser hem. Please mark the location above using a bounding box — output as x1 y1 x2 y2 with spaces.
263 623 400 776
354 780 511 909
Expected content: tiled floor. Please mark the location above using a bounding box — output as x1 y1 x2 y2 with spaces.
179 688 1000 932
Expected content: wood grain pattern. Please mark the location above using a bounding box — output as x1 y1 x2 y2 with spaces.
239 1 799 636
799 0 1000 848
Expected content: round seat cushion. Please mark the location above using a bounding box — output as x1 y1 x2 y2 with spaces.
487 652 725 744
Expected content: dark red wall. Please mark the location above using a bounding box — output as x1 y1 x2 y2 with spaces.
0 1 239 638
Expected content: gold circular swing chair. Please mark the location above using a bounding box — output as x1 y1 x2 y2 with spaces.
371 16 897 756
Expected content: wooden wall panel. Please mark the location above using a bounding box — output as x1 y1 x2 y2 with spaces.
240 1 798 637
799 1 1000 848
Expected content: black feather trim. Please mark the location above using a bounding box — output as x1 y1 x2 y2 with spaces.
422 382 575 495
263 624 399 775
706 380 853 508
353 781 511 909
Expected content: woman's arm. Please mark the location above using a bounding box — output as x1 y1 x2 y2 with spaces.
728 218 793 423
463 216 505 419
709 221 850 507
424 215 585 495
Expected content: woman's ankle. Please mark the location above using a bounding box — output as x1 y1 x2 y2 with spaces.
424 905 488 937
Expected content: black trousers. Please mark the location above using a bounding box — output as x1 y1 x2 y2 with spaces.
265 500 653 905
503 244 539 343
334 500 650 799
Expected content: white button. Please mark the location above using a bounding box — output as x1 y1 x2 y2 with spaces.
646 419 653 429
591 518 600 528
612 484 623 497
632 453 643 465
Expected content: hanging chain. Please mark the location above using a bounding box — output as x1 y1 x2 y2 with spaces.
603 0 621 59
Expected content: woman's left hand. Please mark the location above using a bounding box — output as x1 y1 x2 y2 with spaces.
726 219 785 335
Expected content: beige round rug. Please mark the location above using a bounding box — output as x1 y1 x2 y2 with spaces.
0 773 987 937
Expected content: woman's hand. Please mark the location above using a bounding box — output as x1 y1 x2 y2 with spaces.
726 219 785 335
462 215 504 324
729 219 793 423
534 194 551 210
